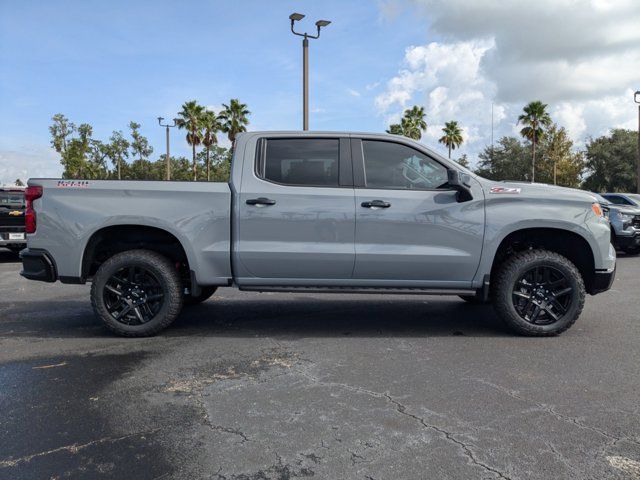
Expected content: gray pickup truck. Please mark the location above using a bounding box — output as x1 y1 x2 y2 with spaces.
21 131 616 337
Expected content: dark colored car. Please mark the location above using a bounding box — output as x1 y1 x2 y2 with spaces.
598 193 640 254
0 186 26 253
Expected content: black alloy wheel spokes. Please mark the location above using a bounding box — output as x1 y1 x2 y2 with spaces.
103 265 165 325
512 265 573 325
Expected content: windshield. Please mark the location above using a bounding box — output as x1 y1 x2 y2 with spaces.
0 192 25 207
626 193 640 205
593 194 611 205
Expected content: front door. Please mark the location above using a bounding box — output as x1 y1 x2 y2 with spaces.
235 136 356 282
352 138 485 287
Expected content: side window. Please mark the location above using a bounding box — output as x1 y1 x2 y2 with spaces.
361 140 448 190
258 138 340 187
605 195 629 205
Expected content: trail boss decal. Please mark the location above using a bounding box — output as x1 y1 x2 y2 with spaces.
57 180 90 188
490 186 521 194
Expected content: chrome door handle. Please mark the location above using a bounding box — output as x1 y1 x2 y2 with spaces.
361 200 391 208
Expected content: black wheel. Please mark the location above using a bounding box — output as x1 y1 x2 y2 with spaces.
458 294 489 304
184 286 217 306
91 250 183 337
493 249 585 336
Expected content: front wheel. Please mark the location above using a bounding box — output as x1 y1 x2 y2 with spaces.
91 250 183 337
493 249 585 336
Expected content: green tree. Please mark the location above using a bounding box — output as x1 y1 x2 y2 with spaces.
536 124 584 187
62 123 94 179
49 114 75 155
129 121 153 163
517 100 552 182
201 110 221 181
582 129 638 192
14 179 25 186
456 154 470 168
386 106 427 140
475 136 531 181
438 121 464 158
219 99 250 152
176 100 206 180
105 131 130 180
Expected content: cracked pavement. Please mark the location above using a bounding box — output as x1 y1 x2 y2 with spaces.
0 248 639 479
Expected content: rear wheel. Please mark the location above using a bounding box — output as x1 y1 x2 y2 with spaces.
184 286 217 306
493 249 585 336
91 249 183 337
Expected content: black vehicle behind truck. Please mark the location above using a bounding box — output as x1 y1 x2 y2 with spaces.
0 186 26 253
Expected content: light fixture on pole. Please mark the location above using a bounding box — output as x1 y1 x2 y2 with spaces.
289 13 331 131
158 117 178 181
635 91 640 193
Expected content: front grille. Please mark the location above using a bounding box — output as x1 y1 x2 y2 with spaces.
633 215 640 228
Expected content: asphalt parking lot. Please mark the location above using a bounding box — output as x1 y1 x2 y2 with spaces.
0 248 639 480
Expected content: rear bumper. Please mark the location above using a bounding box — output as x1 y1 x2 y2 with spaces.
0 231 26 247
590 266 616 295
20 248 57 282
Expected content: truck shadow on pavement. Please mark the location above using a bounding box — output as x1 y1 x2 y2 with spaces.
0 296 510 339
0 249 20 263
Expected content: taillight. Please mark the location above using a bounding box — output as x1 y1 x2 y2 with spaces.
25 185 43 234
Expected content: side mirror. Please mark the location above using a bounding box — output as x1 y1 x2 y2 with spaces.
447 170 473 202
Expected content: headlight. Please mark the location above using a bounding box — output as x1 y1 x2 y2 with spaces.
619 213 633 223
591 203 604 217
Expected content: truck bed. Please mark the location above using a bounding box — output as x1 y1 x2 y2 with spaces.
27 179 232 285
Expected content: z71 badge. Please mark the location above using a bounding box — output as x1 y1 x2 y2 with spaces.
490 186 521 194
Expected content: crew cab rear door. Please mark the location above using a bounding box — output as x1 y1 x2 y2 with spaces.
351 136 485 287
234 135 355 283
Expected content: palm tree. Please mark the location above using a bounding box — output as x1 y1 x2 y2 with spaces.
386 106 427 140
438 121 464 158
176 100 206 181
201 110 221 182
403 106 427 139
517 100 552 182
219 99 250 152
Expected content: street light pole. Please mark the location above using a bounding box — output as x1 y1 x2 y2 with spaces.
290 13 331 131
158 117 177 180
635 91 640 193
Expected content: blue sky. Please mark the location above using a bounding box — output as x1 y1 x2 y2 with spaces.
0 0 432 182
1 0 639 183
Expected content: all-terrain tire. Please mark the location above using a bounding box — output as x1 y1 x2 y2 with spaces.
184 286 217 306
493 249 585 336
91 249 183 337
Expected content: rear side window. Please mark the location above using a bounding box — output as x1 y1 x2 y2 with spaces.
361 140 448 190
258 138 340 187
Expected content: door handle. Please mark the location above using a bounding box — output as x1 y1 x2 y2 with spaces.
246 197 276 206
361 200 391 209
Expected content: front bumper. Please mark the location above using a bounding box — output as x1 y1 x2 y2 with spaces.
20 248 57 282
590 266 616 295
615 231 640 249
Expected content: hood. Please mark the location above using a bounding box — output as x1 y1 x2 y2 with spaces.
488 180 599 203
609 204 640 215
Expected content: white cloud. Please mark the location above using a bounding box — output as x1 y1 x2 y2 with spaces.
0 145 61 185
347 88 361 97
376 0 640 165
